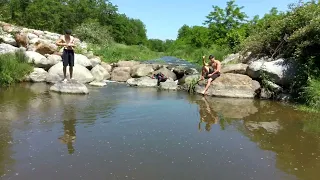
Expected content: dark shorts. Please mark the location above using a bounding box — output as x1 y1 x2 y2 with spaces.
62 49 74 67
205 72 221 80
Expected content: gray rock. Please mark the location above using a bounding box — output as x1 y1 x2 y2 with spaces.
46 62 94 83
89 81 107 87
101 62 112 73
246 58 297 86
111 67 131 82
74 54 92 68
160 80 178 90
50 80 89 94
130 64 154 78
91 65 110 81
221 63 248 74
28 68 48 82
0 34 17 46
127 76 158 87
89 57 101 67
0 43 18 54
152 67 177 80
195 73 258 98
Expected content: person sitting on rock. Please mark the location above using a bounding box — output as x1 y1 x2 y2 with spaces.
198 55 221 95
56 29 76 83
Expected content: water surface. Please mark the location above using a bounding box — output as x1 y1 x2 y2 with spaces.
0 83 319 180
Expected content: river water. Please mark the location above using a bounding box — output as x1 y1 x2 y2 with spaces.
0 82 319 180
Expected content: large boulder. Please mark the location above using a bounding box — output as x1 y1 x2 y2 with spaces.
91 65 110 81
101 62 112 73
74 54 92 68
178 74 200 91
0 34 17 46
27 33 38 40
25 51 48 66
47 54 62 65
0 43 18 54
35 42 58 55
222 53 241 64
195 73 260 98
46 62 94 83
127 76 158 87
130 64 154 78
160 79 178 90
221 63 248 74
50 80 89 94
152 67 177 80
111 67 131 82
15 32 28 48
116 60 140 67
246 58 296 86
89 57 101 67
27 68 48 82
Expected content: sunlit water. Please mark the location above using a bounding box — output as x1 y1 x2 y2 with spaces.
0 82 319 180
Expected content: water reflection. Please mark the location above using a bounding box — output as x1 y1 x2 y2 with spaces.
59 103 77 154
198 97 219 132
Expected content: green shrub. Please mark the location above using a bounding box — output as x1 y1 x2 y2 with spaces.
166 44 231 65
0 50 33 86
302 78 320 109
73 21 113 45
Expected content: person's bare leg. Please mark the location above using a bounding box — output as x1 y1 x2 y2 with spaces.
69 66 73 80
63 66 67 82
199 66 209 81
201 78 213 95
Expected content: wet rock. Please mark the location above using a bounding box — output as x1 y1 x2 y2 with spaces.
160 79 178 90
245 121 282 134
127 76 158 87
89 81 107 87
50 80 89 94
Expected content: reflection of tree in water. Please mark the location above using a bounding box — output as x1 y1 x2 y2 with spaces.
58 103 77 154
197 97 220 132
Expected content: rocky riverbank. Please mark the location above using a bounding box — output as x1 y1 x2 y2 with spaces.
0 21 295 100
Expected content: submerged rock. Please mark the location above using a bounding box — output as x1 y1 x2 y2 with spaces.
50 80 89 94
89 81 107 87
127 76 158 87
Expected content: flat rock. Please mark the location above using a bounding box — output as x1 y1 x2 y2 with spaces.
89 81 107 87
195 73 259 98
127 76 158 87
160 80 178 90
50 80 89 94
221 63 248 74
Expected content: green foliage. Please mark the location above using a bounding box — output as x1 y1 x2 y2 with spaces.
0 0 147 46
166 44 231 65
89 43 163 63
187 78 198 94
147 39 174 52
0 50 33 86
302 78 320 109
73 21 113 45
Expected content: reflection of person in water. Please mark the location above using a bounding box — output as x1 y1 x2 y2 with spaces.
198 97 219 132
58 103 77 154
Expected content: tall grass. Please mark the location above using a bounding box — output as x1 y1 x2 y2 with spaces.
302 78 320 110
90 43 164 63
0 50 33 86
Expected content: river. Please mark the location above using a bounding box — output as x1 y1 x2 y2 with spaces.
0 82 319 180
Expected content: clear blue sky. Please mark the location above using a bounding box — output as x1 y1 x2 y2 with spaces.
110 0 300 40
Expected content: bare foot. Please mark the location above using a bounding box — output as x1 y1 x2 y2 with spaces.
201 90 206 96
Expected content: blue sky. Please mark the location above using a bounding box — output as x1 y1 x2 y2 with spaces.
110 0 300 40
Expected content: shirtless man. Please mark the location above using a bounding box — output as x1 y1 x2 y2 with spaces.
198 55 221 95
56 29 76 82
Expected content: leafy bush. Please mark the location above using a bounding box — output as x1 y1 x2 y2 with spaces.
167 44 231 65
0 50 33 86
73 21 114 45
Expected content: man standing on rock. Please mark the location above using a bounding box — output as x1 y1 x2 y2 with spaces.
198 55 221 95
56 29 76 82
